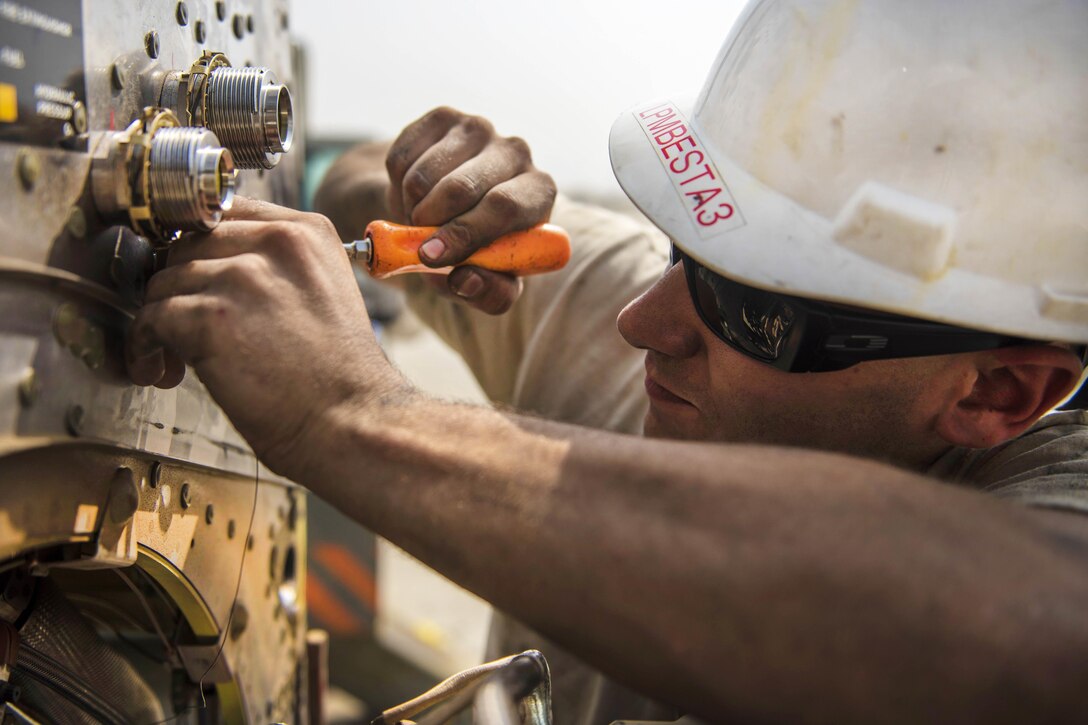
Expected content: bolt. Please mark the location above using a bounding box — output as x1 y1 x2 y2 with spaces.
15 148 40 190
194 19 206 43
65 405 85 436
71 102 87 134
17 368 38 407
216 0 226 21
180 483 192 509
66 207 86 238
205 503 215 524
145 30 160 59
110 63 124 91
148 461 162 488
175 1 189 25
232 14 244 39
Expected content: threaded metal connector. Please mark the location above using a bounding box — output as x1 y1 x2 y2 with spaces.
149 127 236 232
205 66 293 169
91 108 236 242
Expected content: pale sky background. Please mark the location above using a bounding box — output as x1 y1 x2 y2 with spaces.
289 0 745 196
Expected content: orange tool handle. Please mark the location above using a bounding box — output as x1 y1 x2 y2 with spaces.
364 220 571 280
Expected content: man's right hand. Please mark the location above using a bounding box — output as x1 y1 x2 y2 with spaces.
385 107 557 314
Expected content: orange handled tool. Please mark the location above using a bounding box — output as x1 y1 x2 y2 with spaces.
343 221 571 280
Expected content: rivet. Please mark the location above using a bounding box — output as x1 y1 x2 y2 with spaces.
17 368 38 407
148 461 162 488
66 207 87 238
194 19 206 43
145 30 160 59
65 404 85 436
175 1 189 26
180 482 192 509
15 148 40 190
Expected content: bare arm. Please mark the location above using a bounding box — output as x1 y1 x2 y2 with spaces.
305 387 1088 724
127 199 1088 723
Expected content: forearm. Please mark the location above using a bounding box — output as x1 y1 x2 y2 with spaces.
302 393 1088 723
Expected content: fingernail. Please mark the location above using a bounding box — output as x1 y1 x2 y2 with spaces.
452 271 484 299
420 238 446 263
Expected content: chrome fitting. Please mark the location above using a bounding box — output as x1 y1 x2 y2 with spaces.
92 108 236 242
161 52 294 169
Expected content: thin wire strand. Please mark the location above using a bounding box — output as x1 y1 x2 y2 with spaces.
114 568 173 656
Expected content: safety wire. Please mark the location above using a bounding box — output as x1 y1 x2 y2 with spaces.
149 458 260 724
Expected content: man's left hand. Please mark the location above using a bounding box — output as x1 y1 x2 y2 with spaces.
126 197 406 479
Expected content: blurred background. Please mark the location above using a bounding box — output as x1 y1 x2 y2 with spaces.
288 0 744 718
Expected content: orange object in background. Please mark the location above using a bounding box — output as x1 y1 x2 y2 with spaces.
346 221 571 280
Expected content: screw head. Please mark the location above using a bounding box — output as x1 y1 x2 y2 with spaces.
148 461 162 488
65 404 85 436
194 19 206 43
180 482 192 509
205 503 215 524
176 1 189 25
145 30 160 59
15 148 40 190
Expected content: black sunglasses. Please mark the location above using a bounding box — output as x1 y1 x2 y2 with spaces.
671 244 1034 373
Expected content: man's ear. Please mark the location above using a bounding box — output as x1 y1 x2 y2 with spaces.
935 345 1084 449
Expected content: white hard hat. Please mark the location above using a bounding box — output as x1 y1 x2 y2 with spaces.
610 0 1088 344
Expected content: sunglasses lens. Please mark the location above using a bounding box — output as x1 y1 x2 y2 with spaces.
677 247 797 362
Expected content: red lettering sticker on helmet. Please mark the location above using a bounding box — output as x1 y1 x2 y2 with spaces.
634 102 745 237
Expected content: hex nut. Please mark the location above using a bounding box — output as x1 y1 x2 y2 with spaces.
110 64 124 91
145 30 160 59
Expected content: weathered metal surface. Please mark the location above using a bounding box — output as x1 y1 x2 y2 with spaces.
0 0 309 720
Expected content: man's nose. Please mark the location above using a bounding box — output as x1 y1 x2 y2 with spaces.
617 262 702 359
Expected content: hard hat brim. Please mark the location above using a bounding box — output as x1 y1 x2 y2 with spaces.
608 97 1088 344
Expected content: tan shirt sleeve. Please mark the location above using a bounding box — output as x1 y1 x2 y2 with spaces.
403 195 668 433
930 409 1088 515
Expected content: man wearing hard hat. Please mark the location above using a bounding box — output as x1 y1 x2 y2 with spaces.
129 0 1088 721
